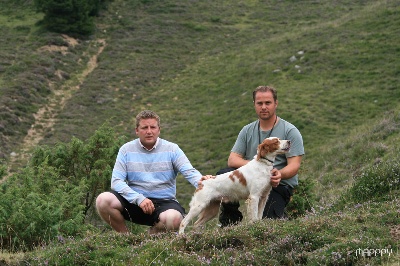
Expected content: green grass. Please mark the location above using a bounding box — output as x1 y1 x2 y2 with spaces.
21 196 400 265
0 0 399 264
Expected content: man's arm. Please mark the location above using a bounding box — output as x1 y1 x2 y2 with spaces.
227 152 249 168
270 155 302 187
111 148 147 206
279 156 302 180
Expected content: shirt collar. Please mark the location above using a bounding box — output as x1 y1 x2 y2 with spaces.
139 137 160 151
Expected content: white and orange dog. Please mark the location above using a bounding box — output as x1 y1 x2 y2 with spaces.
179 137 290 234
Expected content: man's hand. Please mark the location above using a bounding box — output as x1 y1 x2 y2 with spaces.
270 168 281 188
198 175 215 185
139 198 155 215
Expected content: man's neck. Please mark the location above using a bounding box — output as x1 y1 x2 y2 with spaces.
259 115 278 131
140 138 159 151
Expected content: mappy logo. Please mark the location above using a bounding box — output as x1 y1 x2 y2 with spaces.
355 248 393 257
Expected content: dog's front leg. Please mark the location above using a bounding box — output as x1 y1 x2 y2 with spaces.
246 196 260 222
258 187 272 219
258 195 268 220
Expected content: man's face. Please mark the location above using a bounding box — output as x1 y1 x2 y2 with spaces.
254 91 278 121
135 118 160 149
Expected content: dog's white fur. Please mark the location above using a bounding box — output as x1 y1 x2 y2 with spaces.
179 137 290 234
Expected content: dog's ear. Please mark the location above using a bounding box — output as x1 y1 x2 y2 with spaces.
257 138 280 160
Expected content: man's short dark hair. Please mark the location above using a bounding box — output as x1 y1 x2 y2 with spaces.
252 86 278 102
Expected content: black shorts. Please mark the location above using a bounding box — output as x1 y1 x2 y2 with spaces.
110 191 186 226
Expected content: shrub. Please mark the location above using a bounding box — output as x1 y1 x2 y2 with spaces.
333 156 400 211
34 0 112 35
286 177 317 218
0 125 126 251
0 163 86 251
349 159 400 203
29 124 127 219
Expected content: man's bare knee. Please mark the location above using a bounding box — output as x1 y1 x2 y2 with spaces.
149 209 183 234
95 192 128 233
159 209 183 229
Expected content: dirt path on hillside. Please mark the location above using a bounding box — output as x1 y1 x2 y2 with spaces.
2 35 107 183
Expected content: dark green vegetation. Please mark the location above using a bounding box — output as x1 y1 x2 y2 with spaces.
0 0 399 265
34 0 111 35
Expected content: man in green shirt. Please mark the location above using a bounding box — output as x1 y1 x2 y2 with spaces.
219 85 305 226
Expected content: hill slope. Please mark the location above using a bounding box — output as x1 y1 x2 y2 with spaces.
2 0 399 200
0 0 399 264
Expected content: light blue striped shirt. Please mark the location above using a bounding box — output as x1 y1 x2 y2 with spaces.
111 138 201 205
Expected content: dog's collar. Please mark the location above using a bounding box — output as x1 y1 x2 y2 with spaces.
260 157 274 164
266 158 274 164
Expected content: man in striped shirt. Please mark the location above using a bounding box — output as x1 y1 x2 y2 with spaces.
96 110 212 234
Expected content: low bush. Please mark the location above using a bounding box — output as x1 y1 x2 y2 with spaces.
0 163 86 251
343 159 400 205
0 124 126 251
329 147 400 214
286 177 316 219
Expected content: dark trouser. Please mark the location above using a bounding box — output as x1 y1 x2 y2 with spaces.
217 167 293 227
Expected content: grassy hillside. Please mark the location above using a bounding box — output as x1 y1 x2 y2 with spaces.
0 0 399 264
51 0 400 204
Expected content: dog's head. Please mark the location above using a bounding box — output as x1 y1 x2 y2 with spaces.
256 137 290 161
